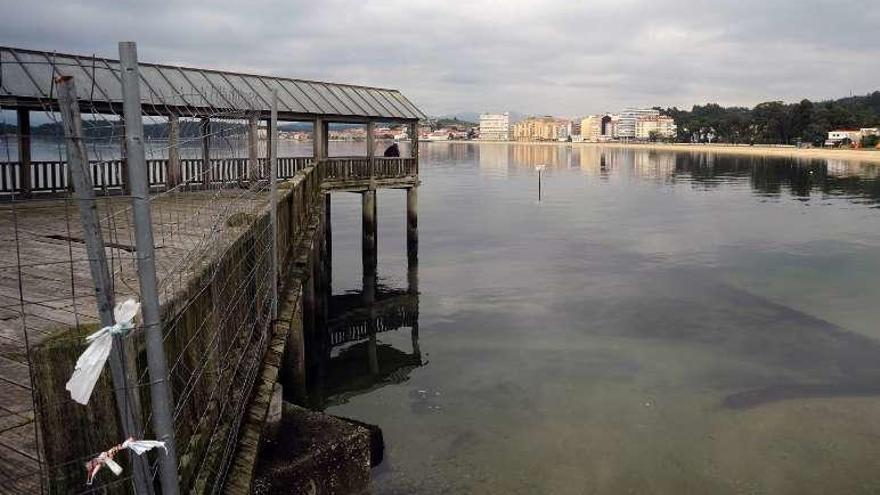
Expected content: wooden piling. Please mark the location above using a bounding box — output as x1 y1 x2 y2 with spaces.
248 115 260 181
362 190 377 283
168 113 181 188
201 117 210 187
407 187 418 266
16 108 32 197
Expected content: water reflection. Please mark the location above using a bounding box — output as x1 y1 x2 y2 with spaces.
300 214 422 410
278 143 880 494
472 143 880 205
305 283 422 409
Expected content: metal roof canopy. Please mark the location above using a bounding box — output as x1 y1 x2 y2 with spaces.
0 46 425 123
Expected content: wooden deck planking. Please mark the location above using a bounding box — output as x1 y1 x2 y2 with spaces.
0 189 270 490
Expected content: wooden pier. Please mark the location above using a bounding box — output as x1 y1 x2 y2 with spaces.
0 44 423 493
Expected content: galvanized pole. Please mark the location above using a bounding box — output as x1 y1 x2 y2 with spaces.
118 41 181 495
270 90 279 319
55 75 153 495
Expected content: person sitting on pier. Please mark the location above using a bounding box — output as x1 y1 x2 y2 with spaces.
384 143 400 157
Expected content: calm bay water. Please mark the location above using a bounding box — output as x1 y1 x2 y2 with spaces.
321 143 880 494
8 137 880 493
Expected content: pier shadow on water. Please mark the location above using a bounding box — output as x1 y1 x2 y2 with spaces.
302 282 423 410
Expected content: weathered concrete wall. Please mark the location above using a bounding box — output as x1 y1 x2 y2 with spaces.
31 166 324 493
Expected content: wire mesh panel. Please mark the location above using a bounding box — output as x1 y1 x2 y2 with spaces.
1 44 420 494
0 57 287 493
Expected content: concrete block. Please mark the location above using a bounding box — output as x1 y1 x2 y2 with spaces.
253 403 372 495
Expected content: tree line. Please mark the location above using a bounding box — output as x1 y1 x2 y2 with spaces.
659 91 880 146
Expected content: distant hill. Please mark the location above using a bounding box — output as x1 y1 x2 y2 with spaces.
434 117 477 127
437 111 526 125
662 91 880 145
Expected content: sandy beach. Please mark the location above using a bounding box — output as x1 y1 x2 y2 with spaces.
461 140 880 165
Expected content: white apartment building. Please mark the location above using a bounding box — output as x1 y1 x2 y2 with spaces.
826 129 862 144
556 121 572 141
826 128 879 146
618 108 660 139
635 115 677 140
479 112 511 141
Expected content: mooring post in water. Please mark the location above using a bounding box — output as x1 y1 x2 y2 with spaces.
270 89 279 320
119 41 181 495
56 74 154 495
536 164 546 202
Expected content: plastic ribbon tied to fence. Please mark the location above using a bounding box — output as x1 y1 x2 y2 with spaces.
85 437 167 485
65 299 140 405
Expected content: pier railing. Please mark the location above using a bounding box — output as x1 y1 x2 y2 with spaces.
0 156 416 195
317 156 418 185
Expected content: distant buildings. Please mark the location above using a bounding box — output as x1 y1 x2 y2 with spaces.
437 107 680 144
826 128 879 147
581 114 619 142
617 108 661 140
512 117 571 142
635 115 677 140
479 113 512 141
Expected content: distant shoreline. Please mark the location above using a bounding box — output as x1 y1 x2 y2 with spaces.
436 140 880 165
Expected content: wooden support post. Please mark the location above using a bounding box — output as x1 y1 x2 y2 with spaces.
323 193 332 295
56 74 154 495
270 91 279 320
322 120 329 160
248 114 260 180
362 189 378 374
407 187 418 267
200 117 210 188
366 121 376 158
313 117 327 162
16 108 32 197
406 186 420 360
367 121 376 184
167 114 181 188
409 121 419 171
362 190 377 286
321 193 332 348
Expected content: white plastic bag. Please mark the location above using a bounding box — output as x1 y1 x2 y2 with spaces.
65 299 140 405
85 436 166 485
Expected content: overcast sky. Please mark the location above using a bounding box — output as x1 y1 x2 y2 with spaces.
2 0 878 117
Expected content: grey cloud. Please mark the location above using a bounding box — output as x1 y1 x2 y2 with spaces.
1 0 877 116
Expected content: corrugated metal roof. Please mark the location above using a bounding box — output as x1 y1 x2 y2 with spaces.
0 46 425 121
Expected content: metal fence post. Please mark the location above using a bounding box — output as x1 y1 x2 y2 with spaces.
55 75 153 495
118 41 181 495
270 90 279 320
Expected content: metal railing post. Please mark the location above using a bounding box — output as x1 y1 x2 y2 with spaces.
270 90 279 320
119 41 182 495
55 74 153 495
